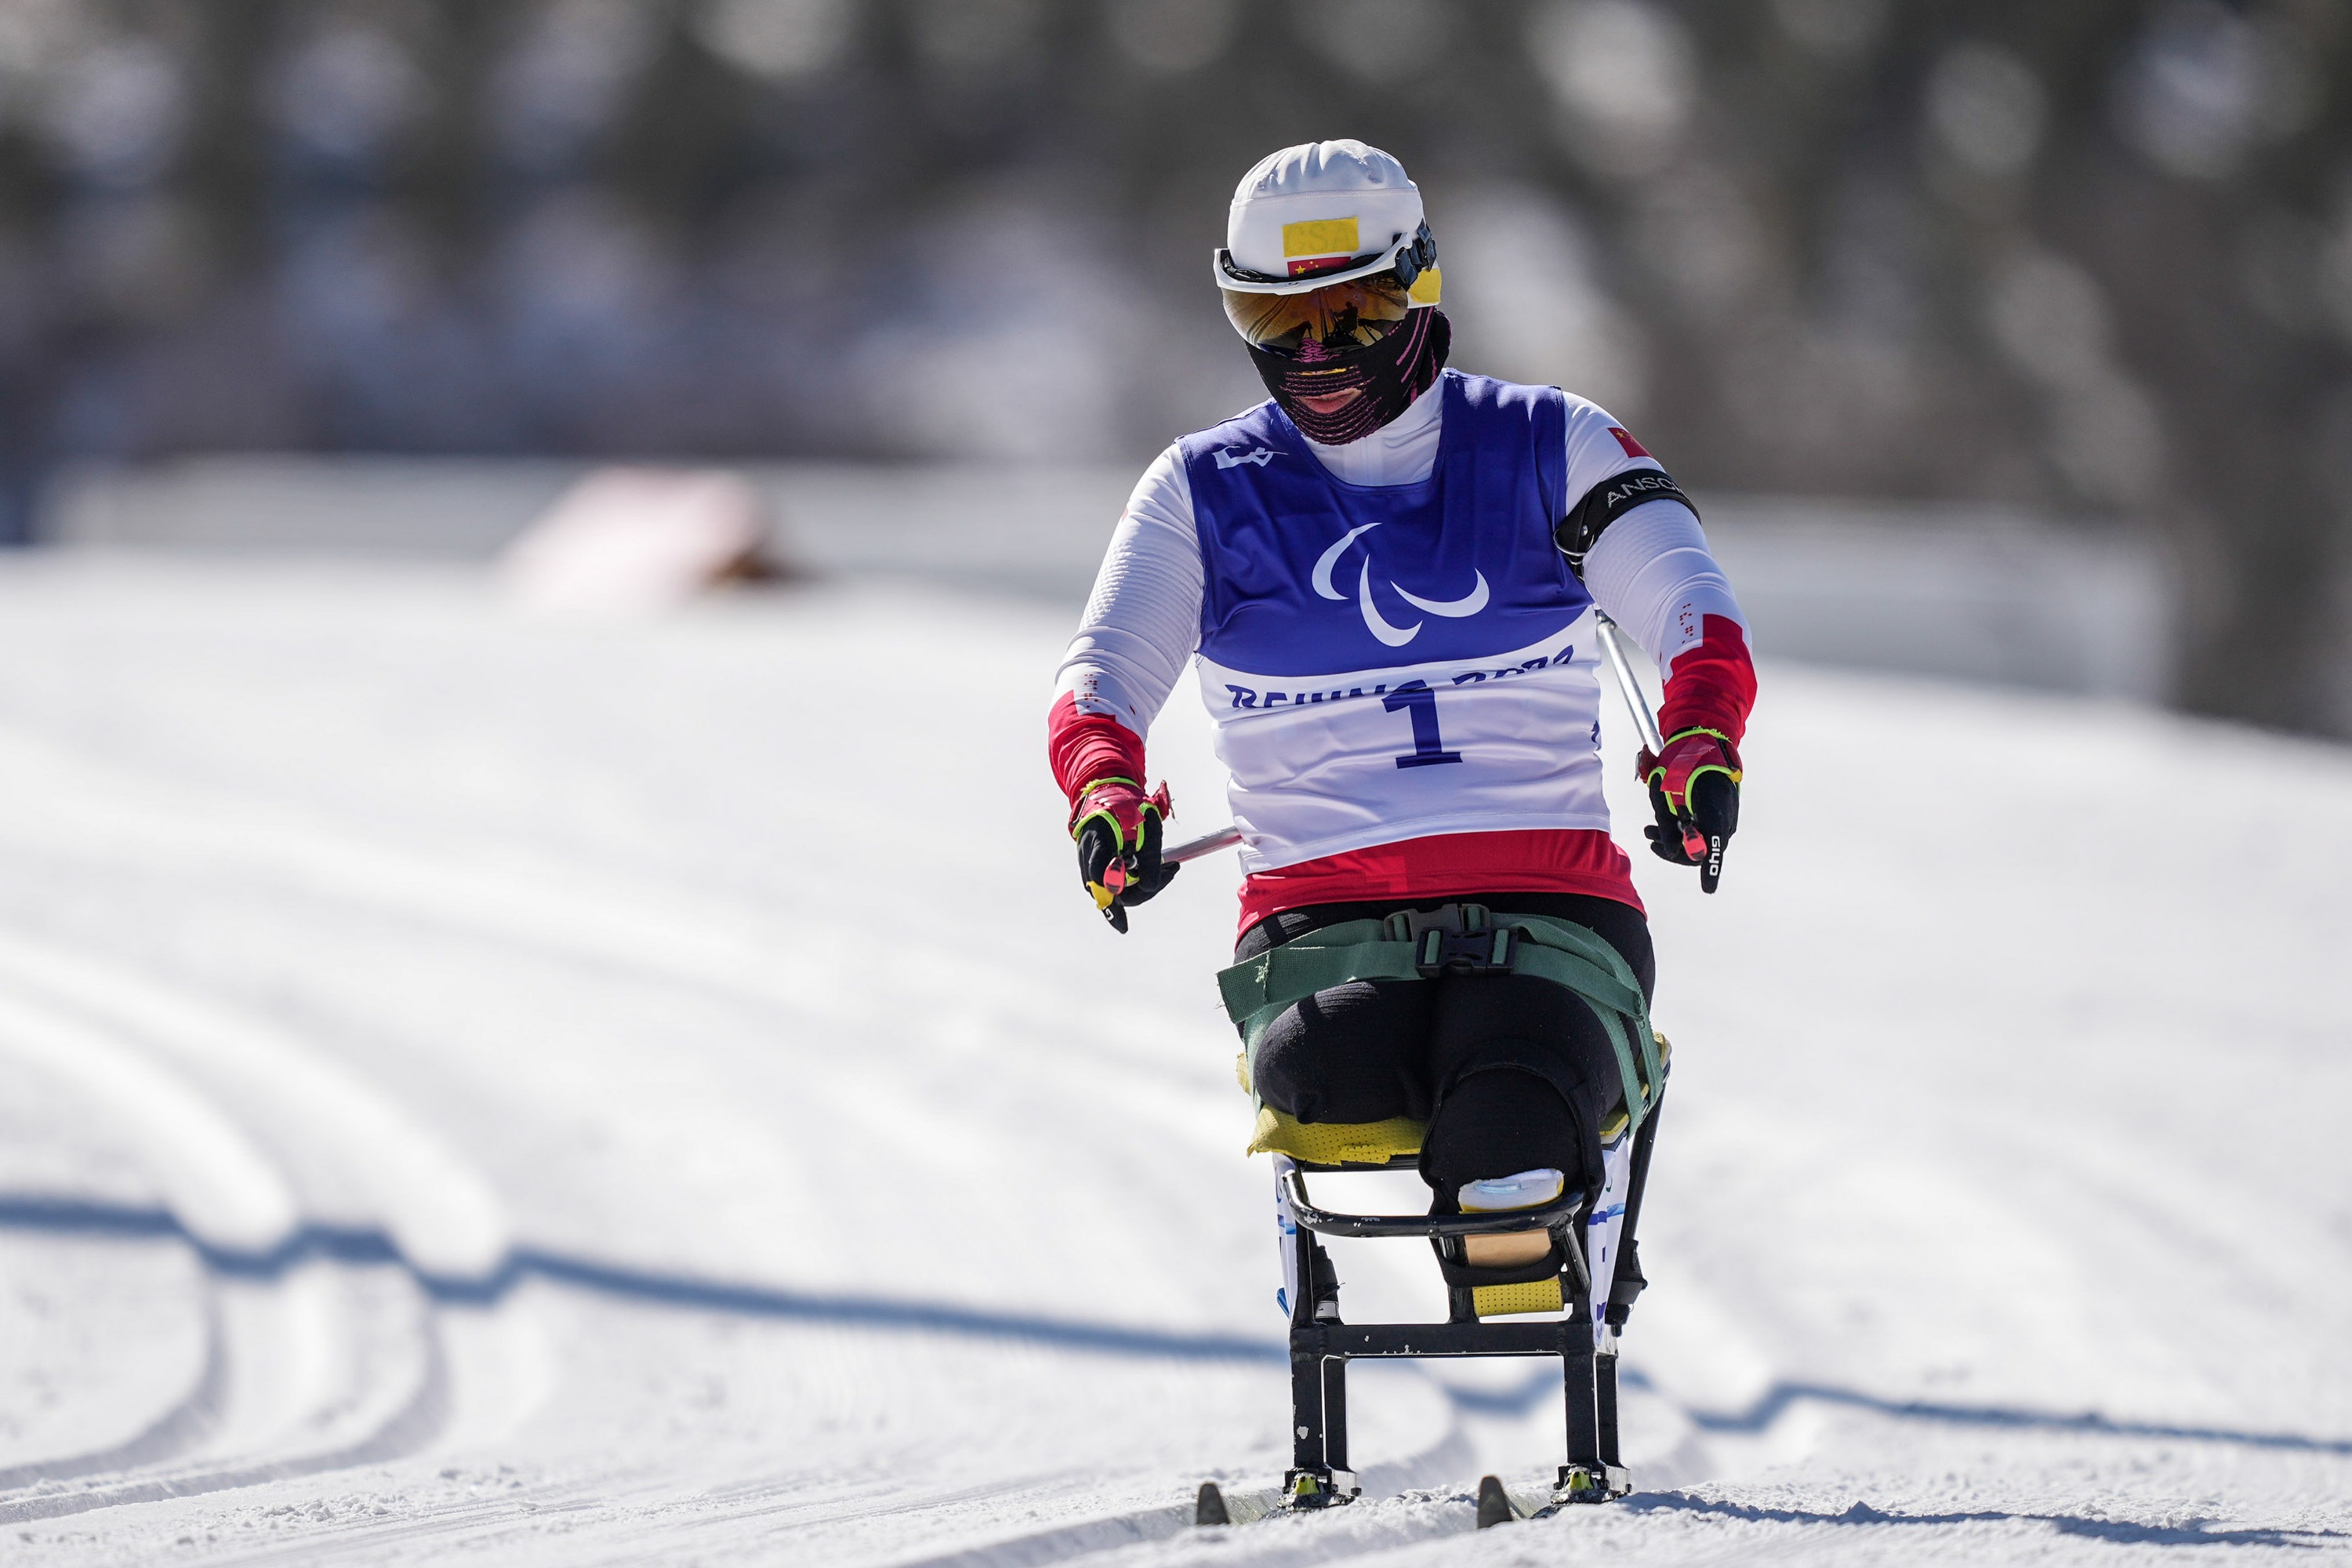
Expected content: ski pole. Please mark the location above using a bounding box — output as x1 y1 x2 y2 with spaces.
1595 612 1717 885
1163 823 1242 865
1592 610 1664 755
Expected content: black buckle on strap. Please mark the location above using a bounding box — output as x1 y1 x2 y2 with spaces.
1415 927 1515 978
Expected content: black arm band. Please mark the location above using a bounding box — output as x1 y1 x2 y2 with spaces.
1555 467 1695 577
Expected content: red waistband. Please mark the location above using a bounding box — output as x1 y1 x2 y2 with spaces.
1236 828 1641 933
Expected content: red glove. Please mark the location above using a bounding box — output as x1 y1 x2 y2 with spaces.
1069 778 1178 934
1636 728 1741 893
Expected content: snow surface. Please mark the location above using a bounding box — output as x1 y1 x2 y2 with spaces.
0 553 2347 1565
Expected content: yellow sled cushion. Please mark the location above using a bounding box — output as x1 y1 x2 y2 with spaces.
1246 1105 1425 1165
1238 1034 1671 1161
1472 1277 1565 1317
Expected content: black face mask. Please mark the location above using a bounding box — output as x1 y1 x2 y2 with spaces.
1250 307 1451 445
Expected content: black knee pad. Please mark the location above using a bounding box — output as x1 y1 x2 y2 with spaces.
1419 1043 1611 1200
1251 979 1432 1125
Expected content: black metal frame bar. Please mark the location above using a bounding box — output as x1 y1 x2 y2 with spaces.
1280 1166 1581 1240
1277 1156 1632 1509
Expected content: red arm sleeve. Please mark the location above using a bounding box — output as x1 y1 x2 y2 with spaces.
1656 613 1757 746
1047 691 1147 808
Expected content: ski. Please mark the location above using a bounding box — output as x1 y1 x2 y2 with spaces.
1197 1468 1619 1533
1475 1474 1521 1528
1472 1466 1630 1526
1194 1481 1269 1526
1192 1476 1351 1526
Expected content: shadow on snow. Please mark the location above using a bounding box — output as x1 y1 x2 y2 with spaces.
1625 1494 2351 1549
6 1194 2350 1474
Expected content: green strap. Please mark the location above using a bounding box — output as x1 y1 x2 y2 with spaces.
1215 906 1664 1134
1216 919 1408 1025
1488 916 1661 1123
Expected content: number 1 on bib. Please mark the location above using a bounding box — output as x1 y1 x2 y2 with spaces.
1384 681 1463 769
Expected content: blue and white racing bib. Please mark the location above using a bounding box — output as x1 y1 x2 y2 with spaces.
1182 372 1610 873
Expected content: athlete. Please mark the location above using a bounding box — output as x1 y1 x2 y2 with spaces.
1047 142 1753 1287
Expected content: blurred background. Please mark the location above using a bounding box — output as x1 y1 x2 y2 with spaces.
2 0 2350 731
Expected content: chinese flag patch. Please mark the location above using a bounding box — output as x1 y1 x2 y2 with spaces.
1610 427 1651 459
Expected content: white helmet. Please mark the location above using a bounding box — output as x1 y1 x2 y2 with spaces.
1213 139 1441 303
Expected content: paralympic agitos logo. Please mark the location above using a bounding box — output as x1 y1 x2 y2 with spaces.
1312 521 1488 648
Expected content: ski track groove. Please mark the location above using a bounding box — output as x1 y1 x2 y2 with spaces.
0 1295 449 1524
0 885 532 1535
0 1292 229 1491
0 929 509 1284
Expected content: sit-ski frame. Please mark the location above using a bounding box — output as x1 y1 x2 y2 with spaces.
1268 1100 1662 1515
1176 608 1678 1523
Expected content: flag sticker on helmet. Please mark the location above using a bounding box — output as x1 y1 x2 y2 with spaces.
1282 216 1362 277
1282 217 1359 257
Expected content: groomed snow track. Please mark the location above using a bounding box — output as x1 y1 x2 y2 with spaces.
0 555 2347 1566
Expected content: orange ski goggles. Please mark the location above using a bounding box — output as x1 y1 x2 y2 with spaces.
1220 274 1418 359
